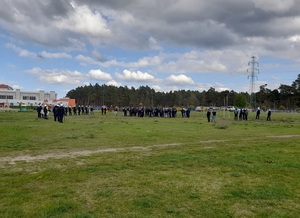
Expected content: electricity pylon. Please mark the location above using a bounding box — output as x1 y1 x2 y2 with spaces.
247 56 259 109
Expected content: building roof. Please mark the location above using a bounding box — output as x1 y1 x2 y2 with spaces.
0 84 13 90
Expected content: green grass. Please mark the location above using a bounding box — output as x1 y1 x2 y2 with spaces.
0 110 299 217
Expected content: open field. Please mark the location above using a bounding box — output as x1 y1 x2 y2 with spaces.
0 110 299 217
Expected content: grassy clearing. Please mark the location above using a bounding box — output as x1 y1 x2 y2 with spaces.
0 110 299 217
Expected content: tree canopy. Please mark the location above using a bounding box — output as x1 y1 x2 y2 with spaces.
66 74 300 110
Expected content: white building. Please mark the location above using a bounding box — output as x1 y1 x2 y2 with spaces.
0 84 57 107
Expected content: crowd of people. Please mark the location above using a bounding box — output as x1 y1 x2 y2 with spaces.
37 104 95 123
37 104 272 123
120 107 192 118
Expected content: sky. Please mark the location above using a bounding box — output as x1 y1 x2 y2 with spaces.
1 0 300 99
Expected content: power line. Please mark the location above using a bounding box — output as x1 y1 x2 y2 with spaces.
248 56 259 108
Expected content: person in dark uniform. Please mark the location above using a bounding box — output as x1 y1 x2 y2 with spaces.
43 105 49 119
81 105 85 115
186 108 190 118
68 106 72 116
256 107 261 119
53 105 59 121
266 109 271 121
58 103 64 123
37 104 42 118
77 105 81 115
207 109 211 122
73 106 77 115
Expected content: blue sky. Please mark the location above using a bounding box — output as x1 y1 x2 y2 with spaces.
1 0 300 98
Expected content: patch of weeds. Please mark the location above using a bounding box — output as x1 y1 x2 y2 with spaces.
252 186 292 199
86 133 96 139
166 208 181 215
215 120 229 129
230 173 241 177
189 192 201 199
96 189 113 197
85 166 98 173
65 135 78 140
0 206 24 217
51 193 67 198
133 198 156 209
226 186 291 200
73 213 94 218
42 201 74 217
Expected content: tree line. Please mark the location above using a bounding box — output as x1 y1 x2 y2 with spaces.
66 74 300 110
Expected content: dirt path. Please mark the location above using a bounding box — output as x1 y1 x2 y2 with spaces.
0 140 228 164
1 135 299 164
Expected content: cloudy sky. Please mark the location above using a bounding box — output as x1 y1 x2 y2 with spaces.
1 0 300 98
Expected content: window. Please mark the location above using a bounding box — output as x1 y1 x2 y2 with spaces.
0 95 6 99
7 95 13 99
30 96 36 100
23 96 29 100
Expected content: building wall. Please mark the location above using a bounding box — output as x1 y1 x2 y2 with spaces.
0 88 58 106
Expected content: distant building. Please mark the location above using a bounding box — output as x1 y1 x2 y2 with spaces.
0 84 58 107
59 98 76 107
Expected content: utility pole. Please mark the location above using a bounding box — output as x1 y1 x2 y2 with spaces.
247 56 259 109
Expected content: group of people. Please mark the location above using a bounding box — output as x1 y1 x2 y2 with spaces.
234 108 249 121
233 107 271 121
205 107 272 122
36 104 95 123
37 104 273 123
70 105 94 116
255 107 272 121
120 107 191 118
37 104 49 119
206 109 217 122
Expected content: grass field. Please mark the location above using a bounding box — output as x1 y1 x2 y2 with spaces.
0 110 299 217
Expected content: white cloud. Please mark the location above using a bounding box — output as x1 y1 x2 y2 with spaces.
55 2 111 37
75 55 97 65
39 51 72 59
6 43 36 58
107 80 121 87
148 36 162 50
25 68 83 85
252 0 294 14
116 69 155 82
88 69 112 81
167 74 195 86
12 84 23 90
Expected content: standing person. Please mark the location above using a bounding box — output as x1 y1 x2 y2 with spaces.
73 106 77 115
58 103 64 123
81 105 85 115
37 104 42 118
53 105 59 122
90 106 94 115
266 109 271 121
234 108 239 121
40 105 44 118
114 106 118 116
181 107 186 118
212 110 216 122
68 106 72 116
43 105 49 119
186 108 190 118
239 108 243 120
77 105 81 115
206 109 211 122
256 107 261 119
244 109 248 121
